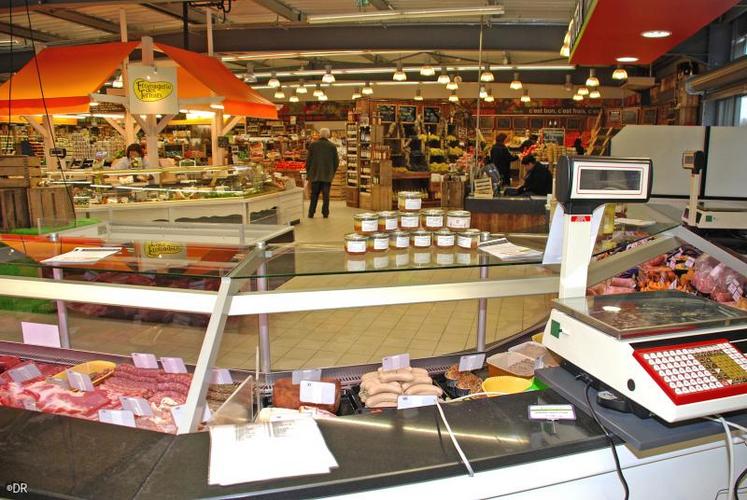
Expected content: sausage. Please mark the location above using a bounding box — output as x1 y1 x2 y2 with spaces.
361 372 380 383
365 393 399 407
369 400 398 408
411 368 429 377
361 382 402 398
404 384 443 396
378 369 414 383
402 377 433 390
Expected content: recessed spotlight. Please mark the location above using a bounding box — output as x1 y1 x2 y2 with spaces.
641 30 671 39
616 56 639 63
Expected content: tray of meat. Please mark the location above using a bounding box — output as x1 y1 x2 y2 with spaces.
51 360 116 386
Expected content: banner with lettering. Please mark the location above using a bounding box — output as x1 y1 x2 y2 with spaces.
128 64 178 115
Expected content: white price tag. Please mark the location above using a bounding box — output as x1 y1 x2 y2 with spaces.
98 409 136 428
299 381 336 405
292 368 322 385
120 396 154 416
171 404 213 432
382 353 410 371
22 399 38 411
458 353 486 372
528 404 576 421
160 357 187 374
21 322 61 348
7 363 42 383
209 368 233 385
397 395 437 410
131 353 159 369
66 369 95 392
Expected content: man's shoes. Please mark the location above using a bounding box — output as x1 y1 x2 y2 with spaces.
323 214 329 219
307 214 314 218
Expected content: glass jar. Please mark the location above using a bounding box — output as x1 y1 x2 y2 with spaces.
455 250 477 266
399 211 420 230
446 210 471 231
421 208 445 230
411 230 432 248
345 255 367 272
368 232 390 252
398 191 422 211
389 230 411 249
372 254 390 270
344 233 368 254
412 249 432 266
392 249 410 267
354 212 379 234
436 249 455 266
377 211 399 232
456 229 481 250
434 228 455 248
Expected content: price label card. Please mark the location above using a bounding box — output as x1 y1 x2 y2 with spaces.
21 321 61 348
528 404 576 421
8 363 42 383
458 353 486 372
66 369 95 392
120 396 154 416
22 399 38 411
209 368 233 385
160 357 187 374
47 377 70 390
382 353 410 371
397 395 438 410
171 404 213 432
131 353 159 369
299 381 336 405
98 409 136 428
292 368 322 385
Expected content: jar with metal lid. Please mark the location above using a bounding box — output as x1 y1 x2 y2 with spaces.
353 212 379 234
434 228 456 248
421 208 445 230
344 233 368 254
389 230 411 249
368 232 390 252
377 211 399 232
456 228 481 249
399 211 420 230
411 229 432 248
446 210 471 231
398 191 422 211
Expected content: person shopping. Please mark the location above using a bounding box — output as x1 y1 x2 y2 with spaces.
306 128 339 218
489 133 518 187
573 137 586 155
516 155 553 196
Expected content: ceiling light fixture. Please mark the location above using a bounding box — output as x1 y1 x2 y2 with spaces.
420 64 435 77
446 77 458 90
589 89 601 99
89 101 100 107
612 65 628 80
307 6 505 24
296 79 308 94
586 68 599 87
112 75 124 88
352 87 362 99
484 88 494 103
318 93 328 101
437 68 450 84
509 72 522 90
313 84 324 97
267 72 280 88
393 62 407 81
289 95 299 102
210 103 225 110
480 65 494 82
616 56 639 63
572 93 584 101
560 44 570 58
448 90 459 102
362 82 374 95
273 87 286 99
520 89 531 103
564 74 573 91
414 87 423 101
577 86 590 96
479 85 488 99
243 63 256 83
641 30 671 38
322 65 335 83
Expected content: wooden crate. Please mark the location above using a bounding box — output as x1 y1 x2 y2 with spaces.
0 162 42 188
26 187 76 226
441 177 465 209
0 156 41 167
473 178 494 199
0 188 31 231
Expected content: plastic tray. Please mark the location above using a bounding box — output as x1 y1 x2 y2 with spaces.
51 360 116 385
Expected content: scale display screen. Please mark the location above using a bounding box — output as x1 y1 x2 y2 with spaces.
556 156 653 206
577 167 643 192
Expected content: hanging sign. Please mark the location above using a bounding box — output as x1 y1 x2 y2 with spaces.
128 64 178 115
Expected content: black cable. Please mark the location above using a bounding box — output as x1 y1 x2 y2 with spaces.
5 1 13 152
584 381 630 500
735 466 747 500
23 0 76 223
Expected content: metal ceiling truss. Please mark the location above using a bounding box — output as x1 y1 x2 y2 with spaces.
35 8 123 34
0 20 63 43
252 0 306 23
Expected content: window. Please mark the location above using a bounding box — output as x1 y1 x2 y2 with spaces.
740 96 747 126
715 96 747 126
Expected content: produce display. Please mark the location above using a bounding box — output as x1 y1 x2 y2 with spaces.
273 160 305 171
360 367 441 408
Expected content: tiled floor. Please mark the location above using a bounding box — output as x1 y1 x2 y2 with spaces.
0 200 555 371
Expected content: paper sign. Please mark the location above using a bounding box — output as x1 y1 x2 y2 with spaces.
210 368 233 385
171 404 213 432
397 395 438 410
41 247 121 265
131 353 159 369
66 369 94 392
128 64 178 115
98 409 136 428
292 369 322 385
299 381 335 405
21 322 61 348
382 353 410 371
458 354 486 372
120 396 154 416
528 404 576 421
8 363 42 383
161 357 187 374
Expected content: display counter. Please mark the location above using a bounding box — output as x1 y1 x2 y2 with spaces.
465 196 549 233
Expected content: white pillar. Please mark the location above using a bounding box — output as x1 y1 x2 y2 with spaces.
119 9 136 146
206 11 214 56
139 36 159 167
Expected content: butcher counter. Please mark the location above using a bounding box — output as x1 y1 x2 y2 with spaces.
464 196 550 234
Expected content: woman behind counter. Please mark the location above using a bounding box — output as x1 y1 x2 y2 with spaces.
112 143 150 169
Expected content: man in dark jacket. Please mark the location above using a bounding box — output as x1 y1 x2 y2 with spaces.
517 155 553 196
489 133 518 186
306 128 339 218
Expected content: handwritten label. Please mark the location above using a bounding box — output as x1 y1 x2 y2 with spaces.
98 409 136 428
21 322 61 348
131 353 159 369
397 395 437 410
382 353 410 371
528 404 576 421
8 363 42 383
66 370 95 392
209 368 233 385
120 396 154 416
299 381 336 405
292 368 322 385
458 353 486 372
160 357 187 374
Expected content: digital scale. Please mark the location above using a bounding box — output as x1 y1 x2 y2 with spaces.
543 155 747 423
681 150 747 230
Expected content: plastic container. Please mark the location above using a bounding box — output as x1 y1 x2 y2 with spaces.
344 233 368 254
508 341 548 360
398 191 422 211
421 208 445 230
486 351 536 378
446 210 471 231
456 228 481 249
51 360 116 385
377 211 399 232
354 212 379 234
481 376 533 396
368 232 390 252
389 230 411 249
434 228 455 248
399 211 420 230
411 230 432 248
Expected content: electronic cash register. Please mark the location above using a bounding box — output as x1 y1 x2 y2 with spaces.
543 156 747 423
